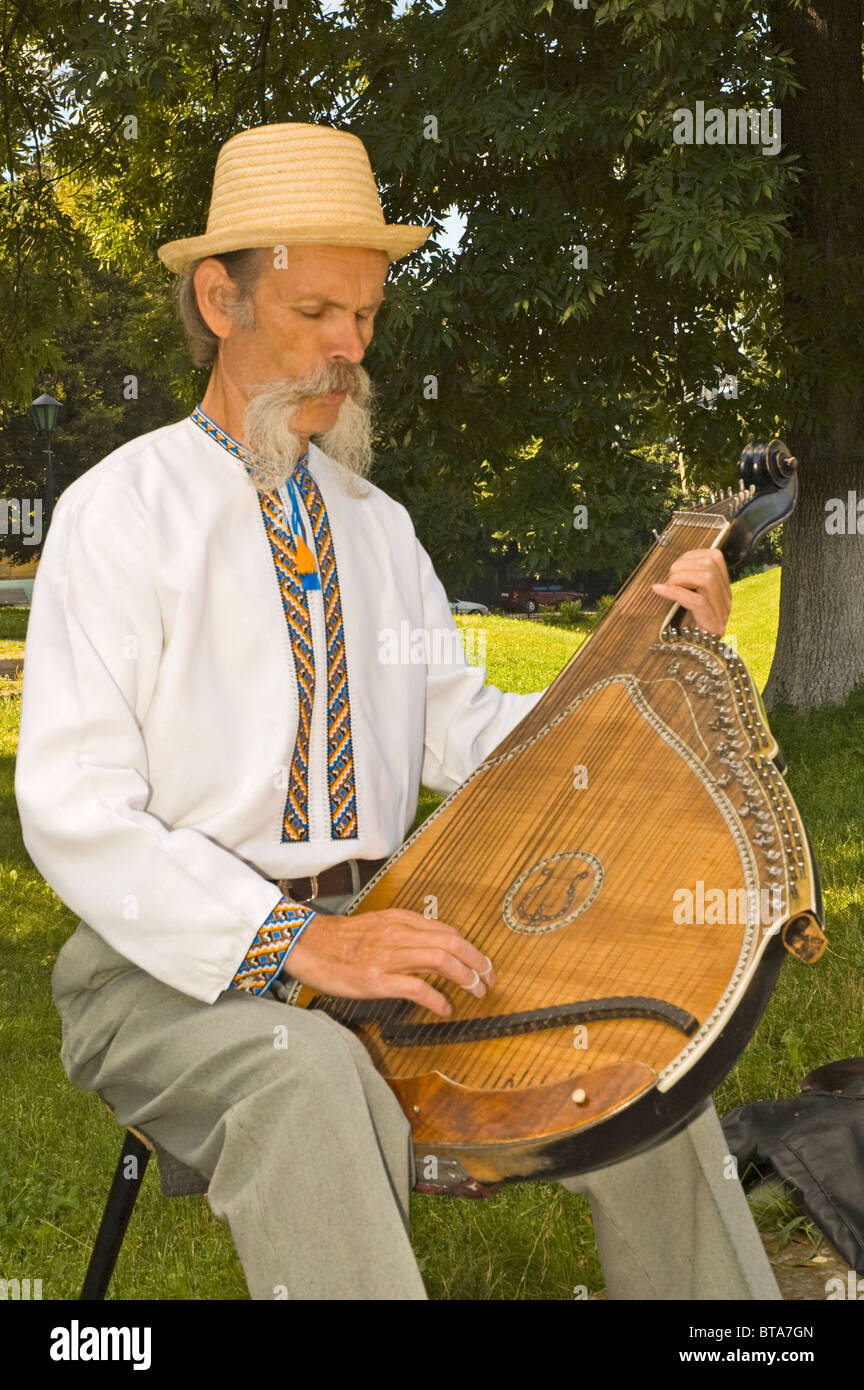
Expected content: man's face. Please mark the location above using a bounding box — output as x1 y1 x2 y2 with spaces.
222 244 389 437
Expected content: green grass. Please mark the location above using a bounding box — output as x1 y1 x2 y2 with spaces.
727 566 781 691
0 606 29 640
0 607 28 663
1 571 861 1299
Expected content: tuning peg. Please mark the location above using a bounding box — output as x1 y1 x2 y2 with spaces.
710 492 716 503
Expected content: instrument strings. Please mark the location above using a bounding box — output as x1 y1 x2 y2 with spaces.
332 525 703 1041
331 519 735 1085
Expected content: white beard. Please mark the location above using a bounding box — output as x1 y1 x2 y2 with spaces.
243 364 375 496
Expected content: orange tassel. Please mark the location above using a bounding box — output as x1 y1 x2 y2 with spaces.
295 536 316 574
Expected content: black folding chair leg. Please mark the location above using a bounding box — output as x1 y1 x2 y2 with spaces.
80 1132 152 1300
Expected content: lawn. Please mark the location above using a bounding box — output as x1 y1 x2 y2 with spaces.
1 573 862 1300
0 604 27 664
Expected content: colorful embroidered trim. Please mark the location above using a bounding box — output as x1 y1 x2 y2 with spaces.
294 460 358 839
190 403 315 581
259 487 316 838
190 404 249 465
229 896 317 995
190 403 358 842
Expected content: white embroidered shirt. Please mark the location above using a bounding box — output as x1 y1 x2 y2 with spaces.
14 408 545 1003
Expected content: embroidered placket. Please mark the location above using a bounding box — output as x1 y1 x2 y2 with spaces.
189 404 358 842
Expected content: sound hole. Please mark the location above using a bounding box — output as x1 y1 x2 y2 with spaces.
503 851 604 934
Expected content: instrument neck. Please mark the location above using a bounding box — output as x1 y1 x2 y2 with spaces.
495 510 731 750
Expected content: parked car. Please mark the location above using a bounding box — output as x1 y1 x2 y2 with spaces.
448 599 490 615
499 583 589 614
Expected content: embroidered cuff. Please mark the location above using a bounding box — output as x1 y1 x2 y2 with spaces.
229 896 317 996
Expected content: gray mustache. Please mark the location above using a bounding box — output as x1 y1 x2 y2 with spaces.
249 363 369 406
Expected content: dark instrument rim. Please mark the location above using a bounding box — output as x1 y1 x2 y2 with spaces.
415 930 787 1187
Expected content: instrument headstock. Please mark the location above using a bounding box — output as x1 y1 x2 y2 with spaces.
681 439 798 570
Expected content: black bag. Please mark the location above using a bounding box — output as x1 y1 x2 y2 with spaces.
721 1058 864 1274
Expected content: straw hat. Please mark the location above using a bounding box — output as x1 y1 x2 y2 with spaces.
157 123 433 273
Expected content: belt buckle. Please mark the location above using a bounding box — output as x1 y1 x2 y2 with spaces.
293 873 319 904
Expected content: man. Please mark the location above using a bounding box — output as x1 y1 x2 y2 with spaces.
15 122 778 1300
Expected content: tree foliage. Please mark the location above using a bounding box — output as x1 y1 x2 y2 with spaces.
1 1 861 702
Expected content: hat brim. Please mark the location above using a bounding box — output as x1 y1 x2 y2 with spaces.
157 222 433 273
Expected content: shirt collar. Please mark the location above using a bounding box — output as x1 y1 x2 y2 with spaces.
190 403 310 484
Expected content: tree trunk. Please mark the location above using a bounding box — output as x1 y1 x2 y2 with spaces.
763 0 864 710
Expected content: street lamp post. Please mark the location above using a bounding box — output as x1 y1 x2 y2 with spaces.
30 393 62 531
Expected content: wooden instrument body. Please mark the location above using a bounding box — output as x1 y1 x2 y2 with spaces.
294 464 825 1192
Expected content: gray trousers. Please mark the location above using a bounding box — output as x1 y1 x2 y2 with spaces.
52 895 781 1301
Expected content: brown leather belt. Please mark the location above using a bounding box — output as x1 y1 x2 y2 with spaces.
277 856 388 904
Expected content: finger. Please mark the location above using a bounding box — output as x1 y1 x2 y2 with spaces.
386 909 477 945
668 554 731 605
380 914 496 982
394 946 488 998
652 581 709 610
656 575 729 631
431 933 495 985
654 567 723 599
665 575 731 611
663 562 727 589
377 972 453 1018
653 583 722 629
652 583 724 635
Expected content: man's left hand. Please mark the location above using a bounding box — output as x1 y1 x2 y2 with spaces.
651 548 731 638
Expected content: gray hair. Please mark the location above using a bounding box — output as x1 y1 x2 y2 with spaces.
173 247 270 366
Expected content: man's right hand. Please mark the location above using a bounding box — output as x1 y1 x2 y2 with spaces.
286 909 496 1018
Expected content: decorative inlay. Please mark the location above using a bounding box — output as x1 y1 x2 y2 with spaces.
503 851 604 934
